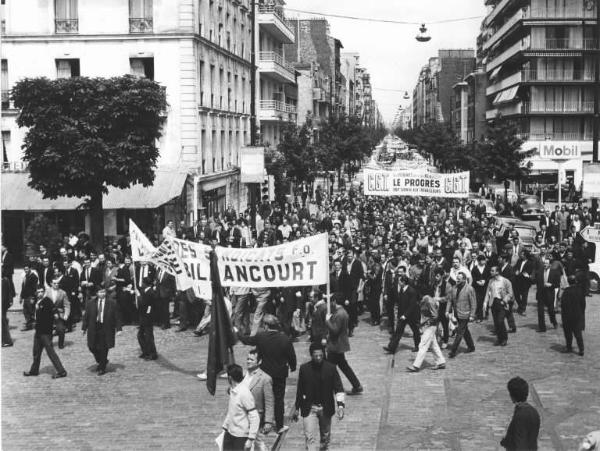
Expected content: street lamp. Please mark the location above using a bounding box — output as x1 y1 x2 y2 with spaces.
415 24 431 42
403 91 410 100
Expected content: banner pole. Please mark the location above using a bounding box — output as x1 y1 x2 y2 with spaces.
132 262 139 310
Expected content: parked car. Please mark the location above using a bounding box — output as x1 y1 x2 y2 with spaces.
495 216 537 249
519 195 545 220
493 187 518 203
468 194 498 217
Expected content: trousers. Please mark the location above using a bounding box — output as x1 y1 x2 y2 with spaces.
22 296 35 328
327 351 361 390
537 289 557 331
413 325 445 368
2 308 13 345
232 293 252 335
303 405 332 451
387 317 421 352
89 322 109 371
30 333 66 374
450 318 475 352
272 376 287 431
437 301 449 343
251 291 270 336
514 283 530 313
137 323 157 357
491 299 508 343
563 322 584 352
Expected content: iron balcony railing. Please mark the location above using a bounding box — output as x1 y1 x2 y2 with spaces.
259 100 297 113
522 69 594 82
129 18 153 33
258 51 295 74
530 38 597 50
516 132 593 141
522 100 595 113
55 19 78 33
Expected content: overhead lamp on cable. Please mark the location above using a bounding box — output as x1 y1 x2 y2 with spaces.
403 91 410 100
416 24 431 42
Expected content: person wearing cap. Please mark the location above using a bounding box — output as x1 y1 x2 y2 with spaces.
292 342 345 451
500 377 540 450
560 275 586 356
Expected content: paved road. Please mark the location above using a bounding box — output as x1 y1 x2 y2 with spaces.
2 289 599 450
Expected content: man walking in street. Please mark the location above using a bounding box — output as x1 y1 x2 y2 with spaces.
535 258 559 332
47 278 69 349
560 275 585 356
447 271 476 358
407 295 446 372
82 287 117 375
383 275 421 354
20 264 39 331
293 342 346 451
138 277 158 361
237 315 296 434
484 266 514 347
500 377 540 450
326 293 363 395
221 363 260 451
243 349 274 451
23 287 67 379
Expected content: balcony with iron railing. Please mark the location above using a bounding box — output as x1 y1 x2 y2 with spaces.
522 69 594 82
516 131 593 141
1 89 15 111
258 51 295 83
55 19 78 34
259 100 297 122
129 18 153 33
525 5 597 19
522 100 595 114
257 5 294 44
530 38 597 51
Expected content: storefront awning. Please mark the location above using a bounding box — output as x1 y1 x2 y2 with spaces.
493 85 519 105
1 169 188 211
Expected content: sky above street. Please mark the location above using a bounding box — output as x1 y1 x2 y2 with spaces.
285 0 488 125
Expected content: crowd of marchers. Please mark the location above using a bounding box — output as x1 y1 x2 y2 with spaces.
0 177 594 451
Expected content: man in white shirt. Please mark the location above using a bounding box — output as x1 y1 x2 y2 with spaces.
278 218 292 241
222 364 260 450
162 220 176 241
448 256 472 285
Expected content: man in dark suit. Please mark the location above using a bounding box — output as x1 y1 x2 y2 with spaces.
560 276 585 356
82 287 117 375
343 248 364 334
156 267 176 330
138 277 158 360
20 264 39 331
471 255 490 322
23 287 67 378
293 342 345 451
64 260 82 326
500 377 540 450
2 276 14 347
80 257 102 302
329 260 349 298
535 258 560 332
113 256 135 328
383 275 421 354
238 314 297 433
38 257 53 290
513 250 534 315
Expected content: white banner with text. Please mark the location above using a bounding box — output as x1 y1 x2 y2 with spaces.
364 169 470 198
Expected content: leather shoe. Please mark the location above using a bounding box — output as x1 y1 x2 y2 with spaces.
406 365 419 372
448 352 456 359
382 346 394 354
2 343 13 347
536 329 546 333
465 348 475 353
500 341 507 346
58 344 65 349
509 328 516 333
578 351 584 357
560 348 572 354
139 353 148 359
411 347 419 353
52 372 67 379
144 355 158 361
23 371 39 376
175 327 188 332
347 386 363 395
552 322 558 329
97 368 106 376
431 363 446 370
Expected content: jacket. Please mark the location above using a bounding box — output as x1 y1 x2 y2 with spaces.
326 304 350 354
393 285 420 323
82 296 117 349
238 330 297 379
46 288 70 321
246 368 274 425
21 272 39 299
500 402 540 451
34 297 56 335
560 285 586 331
447 282 476 319
295 360 345 418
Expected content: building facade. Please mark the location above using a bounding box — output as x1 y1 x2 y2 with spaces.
480 0 598 189
294 61 330 134
451 68 488 143
256 0 297 147
1 0 254 257
412 49 476 128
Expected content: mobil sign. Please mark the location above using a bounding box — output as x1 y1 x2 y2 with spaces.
538 142 581 160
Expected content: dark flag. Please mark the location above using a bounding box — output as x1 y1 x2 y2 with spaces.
206 250 236 395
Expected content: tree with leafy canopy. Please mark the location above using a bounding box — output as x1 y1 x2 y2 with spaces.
473 116 531 201
12 75 168 250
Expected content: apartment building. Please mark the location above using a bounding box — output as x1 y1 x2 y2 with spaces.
451 68 488 143
412 49 476 128
285 18 345 117
480 0 598 187
341 52 360 117
256 0 297 147
294 61 330 133
0 0 253 257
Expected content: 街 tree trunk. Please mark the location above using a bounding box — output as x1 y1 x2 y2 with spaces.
89 190 104 252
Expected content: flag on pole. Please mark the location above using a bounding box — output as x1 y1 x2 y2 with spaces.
129 219 156 262
206 251 236 395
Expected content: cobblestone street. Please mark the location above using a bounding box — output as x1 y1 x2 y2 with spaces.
2 289 599 450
